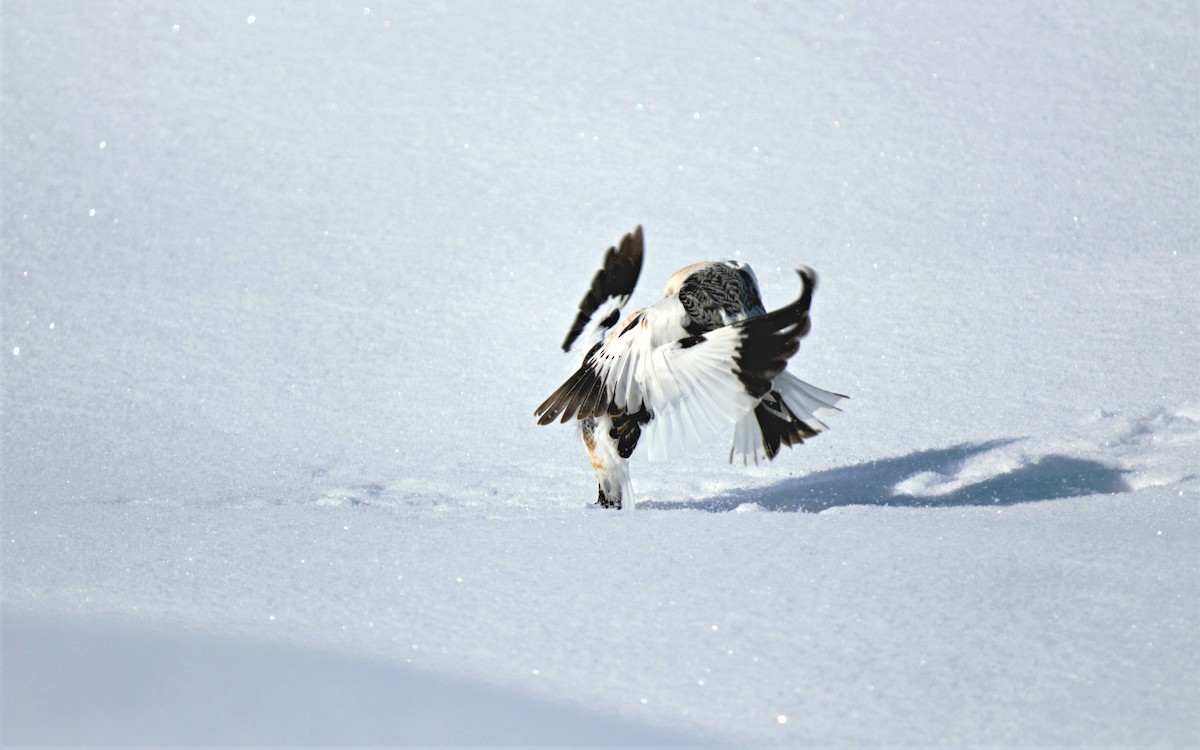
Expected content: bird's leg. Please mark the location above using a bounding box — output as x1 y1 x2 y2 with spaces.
596 484 621 510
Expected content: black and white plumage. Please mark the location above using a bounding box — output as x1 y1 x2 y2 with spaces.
536 226 846 509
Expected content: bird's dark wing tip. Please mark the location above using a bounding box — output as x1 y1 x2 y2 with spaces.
560 226 646 352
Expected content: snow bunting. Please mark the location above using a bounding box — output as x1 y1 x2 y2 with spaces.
536 226 846 509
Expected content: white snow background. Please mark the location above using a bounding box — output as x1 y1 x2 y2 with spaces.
3 1 1198 746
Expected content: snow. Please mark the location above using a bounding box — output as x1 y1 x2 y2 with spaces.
2 610 690 747
3 0 1198 746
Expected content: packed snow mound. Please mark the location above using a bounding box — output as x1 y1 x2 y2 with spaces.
2 610 694 747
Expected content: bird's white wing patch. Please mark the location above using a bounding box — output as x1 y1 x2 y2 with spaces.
639 326 765 461
535 294 685 425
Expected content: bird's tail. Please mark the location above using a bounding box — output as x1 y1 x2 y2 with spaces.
729 370 846 464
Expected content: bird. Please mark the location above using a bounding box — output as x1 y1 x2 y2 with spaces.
535 226 846 509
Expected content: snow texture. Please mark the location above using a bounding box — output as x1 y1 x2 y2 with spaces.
3 1 1198 746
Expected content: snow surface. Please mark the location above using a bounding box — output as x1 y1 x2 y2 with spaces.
3 0 1198 746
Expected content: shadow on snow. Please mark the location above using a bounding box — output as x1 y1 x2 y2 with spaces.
642 439 1132 513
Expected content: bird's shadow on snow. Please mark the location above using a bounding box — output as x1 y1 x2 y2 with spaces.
643 439 1132 513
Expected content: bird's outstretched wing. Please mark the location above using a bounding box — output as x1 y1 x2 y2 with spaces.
536 267 819 460
560 226 644 353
